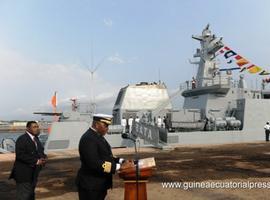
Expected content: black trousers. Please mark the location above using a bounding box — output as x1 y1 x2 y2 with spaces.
266 130 270 141
16 182 36 200
78 186 107 200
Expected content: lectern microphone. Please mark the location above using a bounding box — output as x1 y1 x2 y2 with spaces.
121 133 136 142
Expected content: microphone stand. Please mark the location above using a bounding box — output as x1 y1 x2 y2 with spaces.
122 133 139 200
134 138 139 200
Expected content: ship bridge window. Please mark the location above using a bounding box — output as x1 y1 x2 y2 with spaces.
263 94 270 99
215 94 226 97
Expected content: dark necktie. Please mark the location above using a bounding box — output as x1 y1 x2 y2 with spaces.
33 137 38 150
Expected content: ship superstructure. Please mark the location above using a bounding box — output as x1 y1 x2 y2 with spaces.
113 82 172 125
179 25 269 133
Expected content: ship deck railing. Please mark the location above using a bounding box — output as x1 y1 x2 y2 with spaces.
183 76 233 90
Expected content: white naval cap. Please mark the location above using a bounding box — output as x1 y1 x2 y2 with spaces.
93 113 113 125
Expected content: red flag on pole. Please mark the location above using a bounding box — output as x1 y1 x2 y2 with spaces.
51 92 57 108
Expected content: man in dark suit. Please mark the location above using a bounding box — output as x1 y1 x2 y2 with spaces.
9 121 47 200
76 114 132 200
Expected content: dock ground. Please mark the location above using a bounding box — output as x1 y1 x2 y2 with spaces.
1 142 270 200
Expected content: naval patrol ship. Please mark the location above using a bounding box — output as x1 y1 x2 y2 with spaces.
1 25 269 153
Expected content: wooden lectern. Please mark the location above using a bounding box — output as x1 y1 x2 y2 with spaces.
119 158 155 200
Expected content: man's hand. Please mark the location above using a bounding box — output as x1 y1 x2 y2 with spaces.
120 160 134 171
36 158 46 166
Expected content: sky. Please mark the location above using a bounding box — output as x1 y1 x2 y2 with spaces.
0 0 270 120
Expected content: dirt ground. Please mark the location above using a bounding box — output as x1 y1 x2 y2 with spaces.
1 142 270 200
